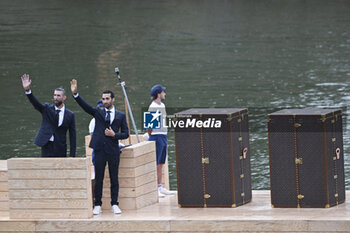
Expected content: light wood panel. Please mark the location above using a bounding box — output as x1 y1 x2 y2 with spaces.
0 160 8 217
7 158 92 219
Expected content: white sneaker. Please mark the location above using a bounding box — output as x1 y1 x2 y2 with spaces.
112 205 122 214
159 187 176 195
93 205 102 215
158 190 166 198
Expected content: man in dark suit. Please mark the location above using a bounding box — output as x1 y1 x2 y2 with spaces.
70 79 129 215
21 74 76 157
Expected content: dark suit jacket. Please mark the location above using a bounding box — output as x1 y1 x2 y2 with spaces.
74 95 129 155
26 93 76 157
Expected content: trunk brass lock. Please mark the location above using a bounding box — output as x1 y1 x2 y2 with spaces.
297 194 305 199
204 194 211 199
295 158 303 165
294 123 301 128
202 157 210 164
336 148 341 159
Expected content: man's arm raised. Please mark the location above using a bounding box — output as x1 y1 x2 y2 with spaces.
21 74 44 113
70 79 78 95
21 74 31 92
70 79 95 116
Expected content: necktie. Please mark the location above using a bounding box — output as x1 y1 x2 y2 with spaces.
106 110 111 125
55 109 61 126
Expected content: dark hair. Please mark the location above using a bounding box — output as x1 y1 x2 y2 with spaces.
102 90 115 99
55 87 66 96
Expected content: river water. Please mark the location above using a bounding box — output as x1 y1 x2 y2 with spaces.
0 0 350 189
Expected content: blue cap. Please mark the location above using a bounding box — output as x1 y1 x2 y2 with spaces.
96 99 103 107
150 85 166 98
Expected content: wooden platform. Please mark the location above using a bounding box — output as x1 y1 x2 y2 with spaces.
0 190 349 232
7 158 92 219
0 161 8 218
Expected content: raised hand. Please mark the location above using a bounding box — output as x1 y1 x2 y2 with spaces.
70 79 78 95
21 74 31 91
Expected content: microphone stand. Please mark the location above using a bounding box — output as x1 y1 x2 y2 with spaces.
115 67 140 143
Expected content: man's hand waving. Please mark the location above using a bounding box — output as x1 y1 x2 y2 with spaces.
21 74 31 91
70 79 78 95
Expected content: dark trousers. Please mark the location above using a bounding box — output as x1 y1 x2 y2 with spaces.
94 150 120 206
41 141 66 157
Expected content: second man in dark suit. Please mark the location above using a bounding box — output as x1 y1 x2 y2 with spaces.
21 74 76 157
70 79 129 215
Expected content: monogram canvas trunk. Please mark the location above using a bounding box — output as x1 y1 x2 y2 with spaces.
175 108 252 207
268 108 345 208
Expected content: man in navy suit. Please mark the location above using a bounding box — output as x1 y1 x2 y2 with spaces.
70 79 129 215
21 74 76 157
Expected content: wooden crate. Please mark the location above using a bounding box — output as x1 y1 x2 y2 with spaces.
102 141 159 210
0 160 8 217
86 134 170 189
86 135 159 210
7 158 92 219
85 134 172 210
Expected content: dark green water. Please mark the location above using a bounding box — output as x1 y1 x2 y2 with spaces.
1 0 350 190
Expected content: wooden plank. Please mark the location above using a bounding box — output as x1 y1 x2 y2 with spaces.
119 171 157 188
0 171 7 182
0 221 35 232
0 181 8 191
9 209 91 219
0 201 9 211
121 141 156 158
0 191 8 201
103 159 156 178
85 146 93 157
9 199 89 209
101 197 111 210
0 210 9 218
103 174 156 189
0 160 7 171
103 181 158 198
7 158 88 170
120 134 144 145
98 166 159 186
35 220 169 232
8 169 88 179
119 151 156 168
162 157 170 190
9 189 87 199
103 164 111 178
119 161 156 178
85 135 91 146
119 190 158 210
6 157 92 220
84 157 93 217
90 165 94 179
8 179 87 189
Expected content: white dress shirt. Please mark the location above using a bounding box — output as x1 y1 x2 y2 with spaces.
49 105 65 141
